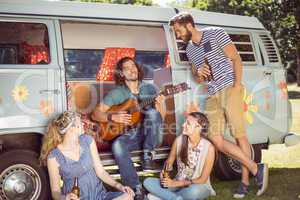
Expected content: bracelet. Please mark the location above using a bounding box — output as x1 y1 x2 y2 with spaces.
107 113 113 121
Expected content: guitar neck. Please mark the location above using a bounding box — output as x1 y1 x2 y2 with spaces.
139 83 189 109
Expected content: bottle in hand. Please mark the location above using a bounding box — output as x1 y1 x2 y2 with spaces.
71 177 80 198
161 164 171 188
204 58 214 81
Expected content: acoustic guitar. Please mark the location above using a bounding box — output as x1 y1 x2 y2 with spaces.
99 82 190 141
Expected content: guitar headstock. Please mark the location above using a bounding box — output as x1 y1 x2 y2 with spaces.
161 82 190 96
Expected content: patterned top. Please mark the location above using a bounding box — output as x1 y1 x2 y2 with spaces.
186 27 235 96
48 134 118 200
175 135 216 196
176 137 205 180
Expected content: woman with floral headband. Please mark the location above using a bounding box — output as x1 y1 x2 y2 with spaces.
40 111 134 200
143 112 216 200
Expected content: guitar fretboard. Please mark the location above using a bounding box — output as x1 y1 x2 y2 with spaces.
138 82 189 110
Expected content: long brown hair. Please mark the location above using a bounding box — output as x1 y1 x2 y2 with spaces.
180 112 209 166
113 57 144 85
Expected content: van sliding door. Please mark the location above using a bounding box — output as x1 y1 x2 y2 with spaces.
0 18 62 133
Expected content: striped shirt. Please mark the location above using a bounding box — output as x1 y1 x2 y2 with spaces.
186 27 235 96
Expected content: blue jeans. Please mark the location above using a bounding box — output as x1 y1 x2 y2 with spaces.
111 108 163 188
143 178 211 200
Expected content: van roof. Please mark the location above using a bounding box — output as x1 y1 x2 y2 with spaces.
0 0 265 30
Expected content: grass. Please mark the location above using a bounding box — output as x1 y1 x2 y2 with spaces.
139 84 300 200
207 168 300 200
208 84 300 199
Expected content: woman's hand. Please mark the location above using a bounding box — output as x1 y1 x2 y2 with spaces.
160 161 173 180
161 177 177 188
164 160 173 171
116 183 135 197
65 193 79 200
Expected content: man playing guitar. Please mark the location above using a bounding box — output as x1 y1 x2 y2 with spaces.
92 57 166 200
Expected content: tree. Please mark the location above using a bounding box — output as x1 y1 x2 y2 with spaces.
72 0 152 6
170 0 300 85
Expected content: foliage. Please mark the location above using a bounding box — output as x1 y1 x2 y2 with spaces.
73 0 152 6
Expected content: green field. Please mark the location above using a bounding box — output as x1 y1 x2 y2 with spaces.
209 84 300 199
144 84 300 200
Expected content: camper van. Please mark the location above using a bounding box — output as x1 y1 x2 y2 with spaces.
0 1 299 199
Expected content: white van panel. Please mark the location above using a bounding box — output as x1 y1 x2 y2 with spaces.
61 23 168 51
0 0 175 23
178 8 264 30
0 1 264 30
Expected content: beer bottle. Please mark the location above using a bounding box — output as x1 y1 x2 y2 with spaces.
204 58 214 81
161 164 171 188
71 177 80 198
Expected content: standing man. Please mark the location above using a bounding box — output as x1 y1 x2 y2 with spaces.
169 12 268 198
92 57 165 200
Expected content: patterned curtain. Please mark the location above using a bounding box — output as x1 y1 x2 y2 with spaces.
21 42 49 64
96 48 136 81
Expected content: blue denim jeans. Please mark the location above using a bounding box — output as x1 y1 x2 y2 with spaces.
111 108 163 189
143 178 211 200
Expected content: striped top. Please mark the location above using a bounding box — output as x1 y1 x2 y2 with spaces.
186 27 235 96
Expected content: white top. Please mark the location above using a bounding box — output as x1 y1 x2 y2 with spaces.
176 135 216 196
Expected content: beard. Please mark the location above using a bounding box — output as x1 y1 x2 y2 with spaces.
125 75 138 82
182 29 192 43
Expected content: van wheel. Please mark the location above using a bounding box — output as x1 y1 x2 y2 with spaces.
213 144 265 180
0 150 50 200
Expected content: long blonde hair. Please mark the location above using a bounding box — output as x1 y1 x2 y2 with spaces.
39 121 63 166
39 111 77 166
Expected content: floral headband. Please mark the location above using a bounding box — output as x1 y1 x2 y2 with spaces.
54 111 79 134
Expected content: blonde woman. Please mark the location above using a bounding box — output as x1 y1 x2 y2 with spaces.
40 111 134 200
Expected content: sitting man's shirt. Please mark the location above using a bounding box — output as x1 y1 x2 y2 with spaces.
186 27 235 96
102 81 158 110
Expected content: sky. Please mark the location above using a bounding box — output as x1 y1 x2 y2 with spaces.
152 0 173 7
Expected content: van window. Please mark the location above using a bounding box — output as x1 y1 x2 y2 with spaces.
61 22 168 80
64 49 167 80
229 33 256 63
64 49 103 80
0 22 50 65
259 34 279 63
172 31 256 64
174 39 189 63
135 51 167 79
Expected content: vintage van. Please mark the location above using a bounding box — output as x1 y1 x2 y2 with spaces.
0 1 299 199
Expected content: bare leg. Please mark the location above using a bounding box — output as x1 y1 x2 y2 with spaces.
209 135 257 175
236 136 251 185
